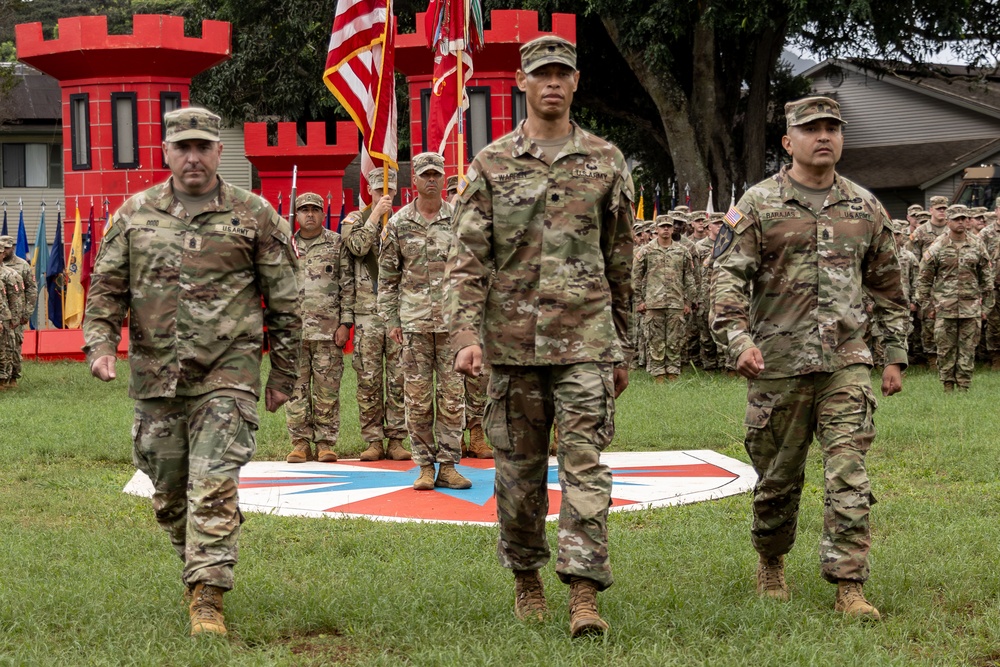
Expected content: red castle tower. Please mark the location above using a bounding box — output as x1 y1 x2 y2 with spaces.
15 14 232 217
396 10 576 178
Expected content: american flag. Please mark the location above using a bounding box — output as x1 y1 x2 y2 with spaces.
424 0 483 155
324 0 398 204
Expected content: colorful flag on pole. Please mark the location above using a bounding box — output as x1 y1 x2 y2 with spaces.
46 209 65 329
325 194 333 230
324 0 398 204
684 183 691 208
81 204 97 291
636 186 644 220
424 0 483 155
1 204 7 236
15 204 29 260
706 185 715 215
64 205 86 329
30 206 48 330
653 184 661 219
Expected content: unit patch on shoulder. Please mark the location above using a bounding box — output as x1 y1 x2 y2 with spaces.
713 224 735 259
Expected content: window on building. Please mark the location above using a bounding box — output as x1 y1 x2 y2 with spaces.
160 92 182 167
111 92 139 169
70 93 91 170
1 143 62 188
419 87 492 157
512 88 527 127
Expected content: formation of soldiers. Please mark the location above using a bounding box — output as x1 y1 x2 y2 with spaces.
0 235 36 389
629 195 1000 392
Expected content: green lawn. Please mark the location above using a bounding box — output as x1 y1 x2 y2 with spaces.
2 359 1000 666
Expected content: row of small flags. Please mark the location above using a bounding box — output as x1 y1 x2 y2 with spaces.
635 182 747 220
1 199 108 331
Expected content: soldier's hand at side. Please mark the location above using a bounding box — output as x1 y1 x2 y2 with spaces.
637 303 646 314
613 366 629 398
389 327 403 345
683 304 691 316
90 355 117 382
454 344 483 377
736 347 765 379
265 388 290 413
881 363 903 396
335 324 351 348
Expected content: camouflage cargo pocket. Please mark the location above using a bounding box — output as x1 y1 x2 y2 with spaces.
596 368 616 450
484 371 512 451
860 384 878 431
130 415 152 477
220 398 259 467
743 400 774 430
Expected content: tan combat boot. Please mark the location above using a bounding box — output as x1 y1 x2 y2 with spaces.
927 354 937 370
359 441 385 461
467 425 493 459
386 438 412 461
513 569 547 621
654 375 665 384
285 440 312 463
435 463 472 489
413 464 436 490
568 576 609 637
756 555 790 601
315 442 338 463
189 583 226 636
835 580 881 621
943 382 955 393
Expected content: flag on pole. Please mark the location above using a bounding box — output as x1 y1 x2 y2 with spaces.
324 0 399 204
337 190 346 232
684 183 691 208
705 185 715 215
46 209 65 329
82 203 97 291
15 204 29 260
424 0 483 155
1 203 7 236
636 186 644 220
653 183 661 218
730 183 736 209
64 204 86 329
30 205 48 330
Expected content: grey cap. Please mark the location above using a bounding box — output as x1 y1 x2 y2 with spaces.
367 167 398 190
295 192 324 210
412 152 445 175
655 215 673 227
946 204 970 220
163 107 221 143
520 35 577 74
785 96 846 127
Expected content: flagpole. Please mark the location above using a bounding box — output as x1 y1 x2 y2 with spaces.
456 41 465 177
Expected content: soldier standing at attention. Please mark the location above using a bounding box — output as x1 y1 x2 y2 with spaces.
978 196 1000 369
340 169 411 462
379 152 470 491
284 193 355 463
0 240 25 389
634 215 695 382
711 96 907 621
0 265 12 388
915 204 994 392
83 107 301 636
910 195 950 367
1 234 36 385
448 35 634 637
905 204 924 235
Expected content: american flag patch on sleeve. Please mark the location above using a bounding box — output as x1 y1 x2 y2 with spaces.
724 207 744 228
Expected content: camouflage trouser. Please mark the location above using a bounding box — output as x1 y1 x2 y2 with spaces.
351 315 406 443
487 362 615 590
11 326 22 380
934 317 980 388
743 364 877 584
695 306 718 370
631 307 646 370
646 308 685 376
401 331 465 465
464 366 488 430
132 391 259 590
0 322 11 382
984 294 1000 352
908 310 923 357
921 311 937 356
285 340 344 445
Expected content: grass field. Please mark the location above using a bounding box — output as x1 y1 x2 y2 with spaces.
3 358 1000 666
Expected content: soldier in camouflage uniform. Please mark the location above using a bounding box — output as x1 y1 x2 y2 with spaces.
284 193 355 463
905 203 924 235
0 266 12 387
909 196 951 366
379 152 470 490
83 107 301 637
0 243 25 389
711 97 908 621
2 235 36 384
915 205 994 391
340 169 411 462
634 216 695 381
448 36 634 637
631 223 650 371
690 212 719 370
979 196 1000 369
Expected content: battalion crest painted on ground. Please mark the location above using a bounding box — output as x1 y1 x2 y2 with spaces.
124 450 756 526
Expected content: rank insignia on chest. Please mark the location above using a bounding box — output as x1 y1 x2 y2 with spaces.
184 232 202 252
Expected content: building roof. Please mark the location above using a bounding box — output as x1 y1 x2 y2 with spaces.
2 64 60 122
838 138 1000 190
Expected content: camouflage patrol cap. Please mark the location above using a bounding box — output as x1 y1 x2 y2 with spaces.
670 211 688 224
916 210 931 220
995 195 1000 209
673 205 690 214
929 196 949 209
784 96 846 128
971 206 989 218
163 107 221 143
906 204 924 216
709 212 725 223
412 152 445 175
520 35 577 74
689 210 708 222
295 192 324 210
446 175 459 192
890 219 909 234
0 235 14 248
367 167 398 190
655 215 674 227
946 204 970 219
